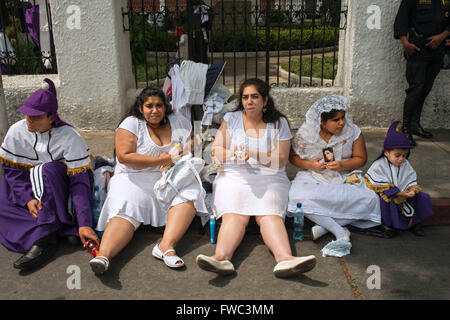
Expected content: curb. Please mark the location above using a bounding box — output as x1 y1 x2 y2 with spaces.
425 198 450 225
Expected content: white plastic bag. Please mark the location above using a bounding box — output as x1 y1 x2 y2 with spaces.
153 154 205 206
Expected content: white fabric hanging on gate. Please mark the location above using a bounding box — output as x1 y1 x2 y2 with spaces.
168 64 190 120
179 60 208 105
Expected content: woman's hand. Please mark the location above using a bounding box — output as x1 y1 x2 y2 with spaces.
159 152 174 167
169 145 183 163
27 199 39 219
79 226 100 246
311 158 327 172
325 160 343 171
234 145 249 163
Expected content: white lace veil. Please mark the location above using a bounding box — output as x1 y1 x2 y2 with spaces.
293 94 358 159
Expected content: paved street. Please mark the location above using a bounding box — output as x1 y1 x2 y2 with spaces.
0 128 449 302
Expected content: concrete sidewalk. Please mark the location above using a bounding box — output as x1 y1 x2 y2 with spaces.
0 128 449 301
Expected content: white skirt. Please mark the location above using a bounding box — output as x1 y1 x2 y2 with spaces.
288 170 381 228
212 166 291 219
96 171 208 231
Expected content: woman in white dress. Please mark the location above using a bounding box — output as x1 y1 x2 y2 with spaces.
288 95 381 242
89 87 208 274
196 79 316 278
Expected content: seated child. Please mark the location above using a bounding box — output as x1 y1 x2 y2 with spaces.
364 121 433 236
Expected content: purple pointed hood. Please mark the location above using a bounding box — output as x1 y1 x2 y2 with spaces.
18 78 69 128
377 121 413 159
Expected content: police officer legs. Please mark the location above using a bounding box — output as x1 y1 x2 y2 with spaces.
394 0 450 146
403 50 443 145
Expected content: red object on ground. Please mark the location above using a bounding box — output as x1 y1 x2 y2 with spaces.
85 239 99 257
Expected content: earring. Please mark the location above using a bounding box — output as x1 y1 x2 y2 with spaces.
263 106 267 113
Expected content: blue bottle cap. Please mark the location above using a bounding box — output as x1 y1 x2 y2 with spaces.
296 203 302 208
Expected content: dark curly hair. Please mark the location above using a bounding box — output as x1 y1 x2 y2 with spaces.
320 109 345 122
119 86 173 127
236 78 289 128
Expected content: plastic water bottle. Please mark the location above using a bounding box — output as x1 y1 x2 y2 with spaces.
91 186 105 238
85 239 99 257
210 215 216 244
91 186 101 221
293 203 304 241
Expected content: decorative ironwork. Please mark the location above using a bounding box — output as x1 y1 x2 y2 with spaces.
124 0 345 91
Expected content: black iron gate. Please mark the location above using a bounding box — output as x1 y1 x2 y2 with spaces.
0 0 57 75
124 0 346 92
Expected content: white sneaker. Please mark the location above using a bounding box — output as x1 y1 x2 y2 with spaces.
338 228 351 242
311 225 321 241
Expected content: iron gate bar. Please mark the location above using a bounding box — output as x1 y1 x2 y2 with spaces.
128 1 138 87
232 0 236 93
221 0 225 85
244 0 248 81
276 0 281 87
265 0 270 84
255 0 259 79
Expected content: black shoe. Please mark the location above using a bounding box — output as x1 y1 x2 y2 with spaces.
402 125 416 146
405 133 416 146
13 243 58 270
411 223 425 237
13 233 59 270
66 235 81 246
346 224 397 239
411 125 433 139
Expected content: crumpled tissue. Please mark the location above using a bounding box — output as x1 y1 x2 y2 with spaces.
321 239 352 257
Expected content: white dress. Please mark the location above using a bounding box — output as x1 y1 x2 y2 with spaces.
212 111 292 219
96 114 208 230
288 121 380 228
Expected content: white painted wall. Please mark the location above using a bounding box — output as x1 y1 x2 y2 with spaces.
47 0 135 130
339 0 449 129
3 0 448 130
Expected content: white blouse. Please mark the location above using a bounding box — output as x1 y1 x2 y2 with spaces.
114 114 192 175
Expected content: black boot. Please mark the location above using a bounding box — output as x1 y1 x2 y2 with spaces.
402 120 416 146
13 232 59 270
411 223 425 237
410 104 433 139
411 123 433 139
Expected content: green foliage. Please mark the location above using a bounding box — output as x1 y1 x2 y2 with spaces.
129 14 178 66
135 58 168 83
281 55 338 80
209 26 338 52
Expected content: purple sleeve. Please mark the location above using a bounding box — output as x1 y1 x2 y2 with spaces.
69 171 93 228
2 164 35 207
383 186 401 199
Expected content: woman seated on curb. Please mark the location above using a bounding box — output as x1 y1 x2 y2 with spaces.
90 87 208 275
0 78 98 271
196 78 316 278
288 95 381 243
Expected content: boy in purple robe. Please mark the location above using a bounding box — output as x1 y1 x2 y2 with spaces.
0 78 99 270
364 121 434 236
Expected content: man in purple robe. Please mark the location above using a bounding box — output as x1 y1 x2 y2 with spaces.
0 78 99 271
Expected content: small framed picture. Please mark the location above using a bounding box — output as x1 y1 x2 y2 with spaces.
323 147 335 162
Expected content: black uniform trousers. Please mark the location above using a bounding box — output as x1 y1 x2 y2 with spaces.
403 47 444 129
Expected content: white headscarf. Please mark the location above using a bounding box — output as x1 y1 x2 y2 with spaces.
293 95 359 160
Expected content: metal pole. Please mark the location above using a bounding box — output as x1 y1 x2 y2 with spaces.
0 68 10 179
